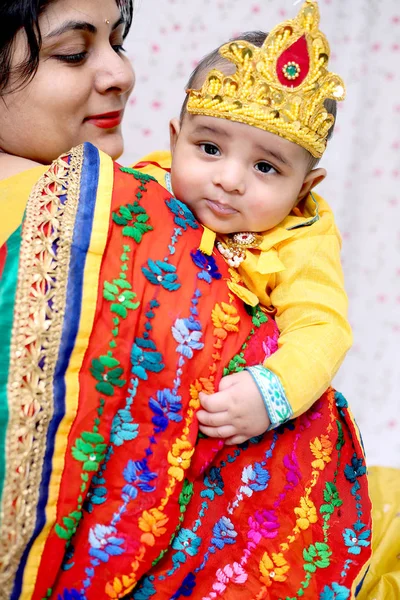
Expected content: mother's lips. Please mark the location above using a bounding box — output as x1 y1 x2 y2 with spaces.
84 110 123 129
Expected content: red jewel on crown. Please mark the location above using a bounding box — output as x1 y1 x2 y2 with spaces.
277 35 310 87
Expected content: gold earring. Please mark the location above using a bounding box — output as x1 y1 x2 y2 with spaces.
105 19 110 24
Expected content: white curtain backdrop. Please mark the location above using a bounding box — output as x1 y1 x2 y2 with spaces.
121 0 400 467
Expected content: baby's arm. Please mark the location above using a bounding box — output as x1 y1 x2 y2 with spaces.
198 219 351 443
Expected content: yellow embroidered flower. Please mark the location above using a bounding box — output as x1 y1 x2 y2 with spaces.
138 508 169 546
259 552 290 586
167 438 195 481
310 434 333 470
105 574 136 598
294 496 318 530
212 302 240 339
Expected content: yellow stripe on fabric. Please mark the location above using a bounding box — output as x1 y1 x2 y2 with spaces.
22 150 114 598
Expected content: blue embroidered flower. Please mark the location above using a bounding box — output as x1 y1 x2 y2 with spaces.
211 516 237 549
142 259 181 291
344 454 367 483
241 463 270 493
172 529 201 557
149 389 183 433
61 544 75 572
58 589 84 600
131 342 164 380
88 525 125 563
320 583 350 600
343 526 371 555
171 573 196 599
172 318 204 359
111 408 139 446
122 458 157 500
201 466 224 500
166 197 199 231
335 391 348 409
133 576 157 599
191 250 221 283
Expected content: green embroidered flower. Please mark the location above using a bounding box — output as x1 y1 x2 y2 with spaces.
112 201 153 243
72 431 107 471
90 355 126 396
103 280 140 319
303 542 332 573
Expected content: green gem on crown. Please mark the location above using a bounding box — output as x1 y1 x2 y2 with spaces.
283 62 301 80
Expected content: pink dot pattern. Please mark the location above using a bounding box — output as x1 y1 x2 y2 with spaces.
122 0 400 467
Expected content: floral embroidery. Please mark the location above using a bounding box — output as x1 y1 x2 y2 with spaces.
122 459 157 500
259 552 290 586
103 280 140 319
168 438 195 481
191 249 222 282
343 526 371 555
172 529 201 559
211 516 237 549
149 389 183 433
142 258 181 291
166 197 199 230
320 583 350 599
344 454 367 482
294 496 318 530
310 435 333 470
303 542 332 573
248 510 279 543
112 201 153 243
172 318 204 358
138 508 170 547
90 356 126 396
130 342 164 380
88 525 125 563
71 432 107 472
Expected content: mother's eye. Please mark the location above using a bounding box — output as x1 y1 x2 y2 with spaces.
200 143 220 156
54 52 87 64
255 161 277 174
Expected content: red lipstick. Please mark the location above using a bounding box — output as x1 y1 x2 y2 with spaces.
85 110 123 129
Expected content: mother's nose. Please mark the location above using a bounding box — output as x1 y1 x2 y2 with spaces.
95 49 135 96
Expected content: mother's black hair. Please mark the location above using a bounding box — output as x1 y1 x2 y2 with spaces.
0 0 134 95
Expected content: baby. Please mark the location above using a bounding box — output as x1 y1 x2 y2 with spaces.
138 1 352 445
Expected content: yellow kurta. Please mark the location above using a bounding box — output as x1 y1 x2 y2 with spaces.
0 166 48 245
134 150 352 419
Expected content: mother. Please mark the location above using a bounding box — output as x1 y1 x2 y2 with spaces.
0 1 371 599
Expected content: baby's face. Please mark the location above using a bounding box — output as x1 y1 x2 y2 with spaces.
170 114 310 234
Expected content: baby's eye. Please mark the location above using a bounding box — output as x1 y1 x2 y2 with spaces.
200 143 220 156
255 161 277 174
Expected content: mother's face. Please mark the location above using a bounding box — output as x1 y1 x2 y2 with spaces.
0 0 135 163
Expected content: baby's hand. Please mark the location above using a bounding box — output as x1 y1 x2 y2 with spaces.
197 371 271 445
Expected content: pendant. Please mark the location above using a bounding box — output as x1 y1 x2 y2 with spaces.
216 231 262 268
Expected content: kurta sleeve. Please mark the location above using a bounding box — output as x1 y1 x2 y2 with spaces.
247 220 352 427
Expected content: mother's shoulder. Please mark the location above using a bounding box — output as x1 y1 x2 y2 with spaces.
0 154 44 181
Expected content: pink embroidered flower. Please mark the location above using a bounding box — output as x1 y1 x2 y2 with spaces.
216 562 247 585
248 509 279 543
262 323 279 359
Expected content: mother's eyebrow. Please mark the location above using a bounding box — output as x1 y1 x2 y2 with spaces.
45 17 125 38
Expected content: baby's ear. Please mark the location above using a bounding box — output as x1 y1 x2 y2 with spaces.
169 118 181 153
297 167 327 201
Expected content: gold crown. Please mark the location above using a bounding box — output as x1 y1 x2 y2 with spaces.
187 0 345 158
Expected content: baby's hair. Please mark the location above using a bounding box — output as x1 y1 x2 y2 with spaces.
180 30 337 170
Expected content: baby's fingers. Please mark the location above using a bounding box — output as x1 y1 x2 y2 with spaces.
225 434 249 446
198 424 237 439
197 409 229 428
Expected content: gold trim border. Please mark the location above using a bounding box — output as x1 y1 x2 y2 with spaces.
0 145 84 596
